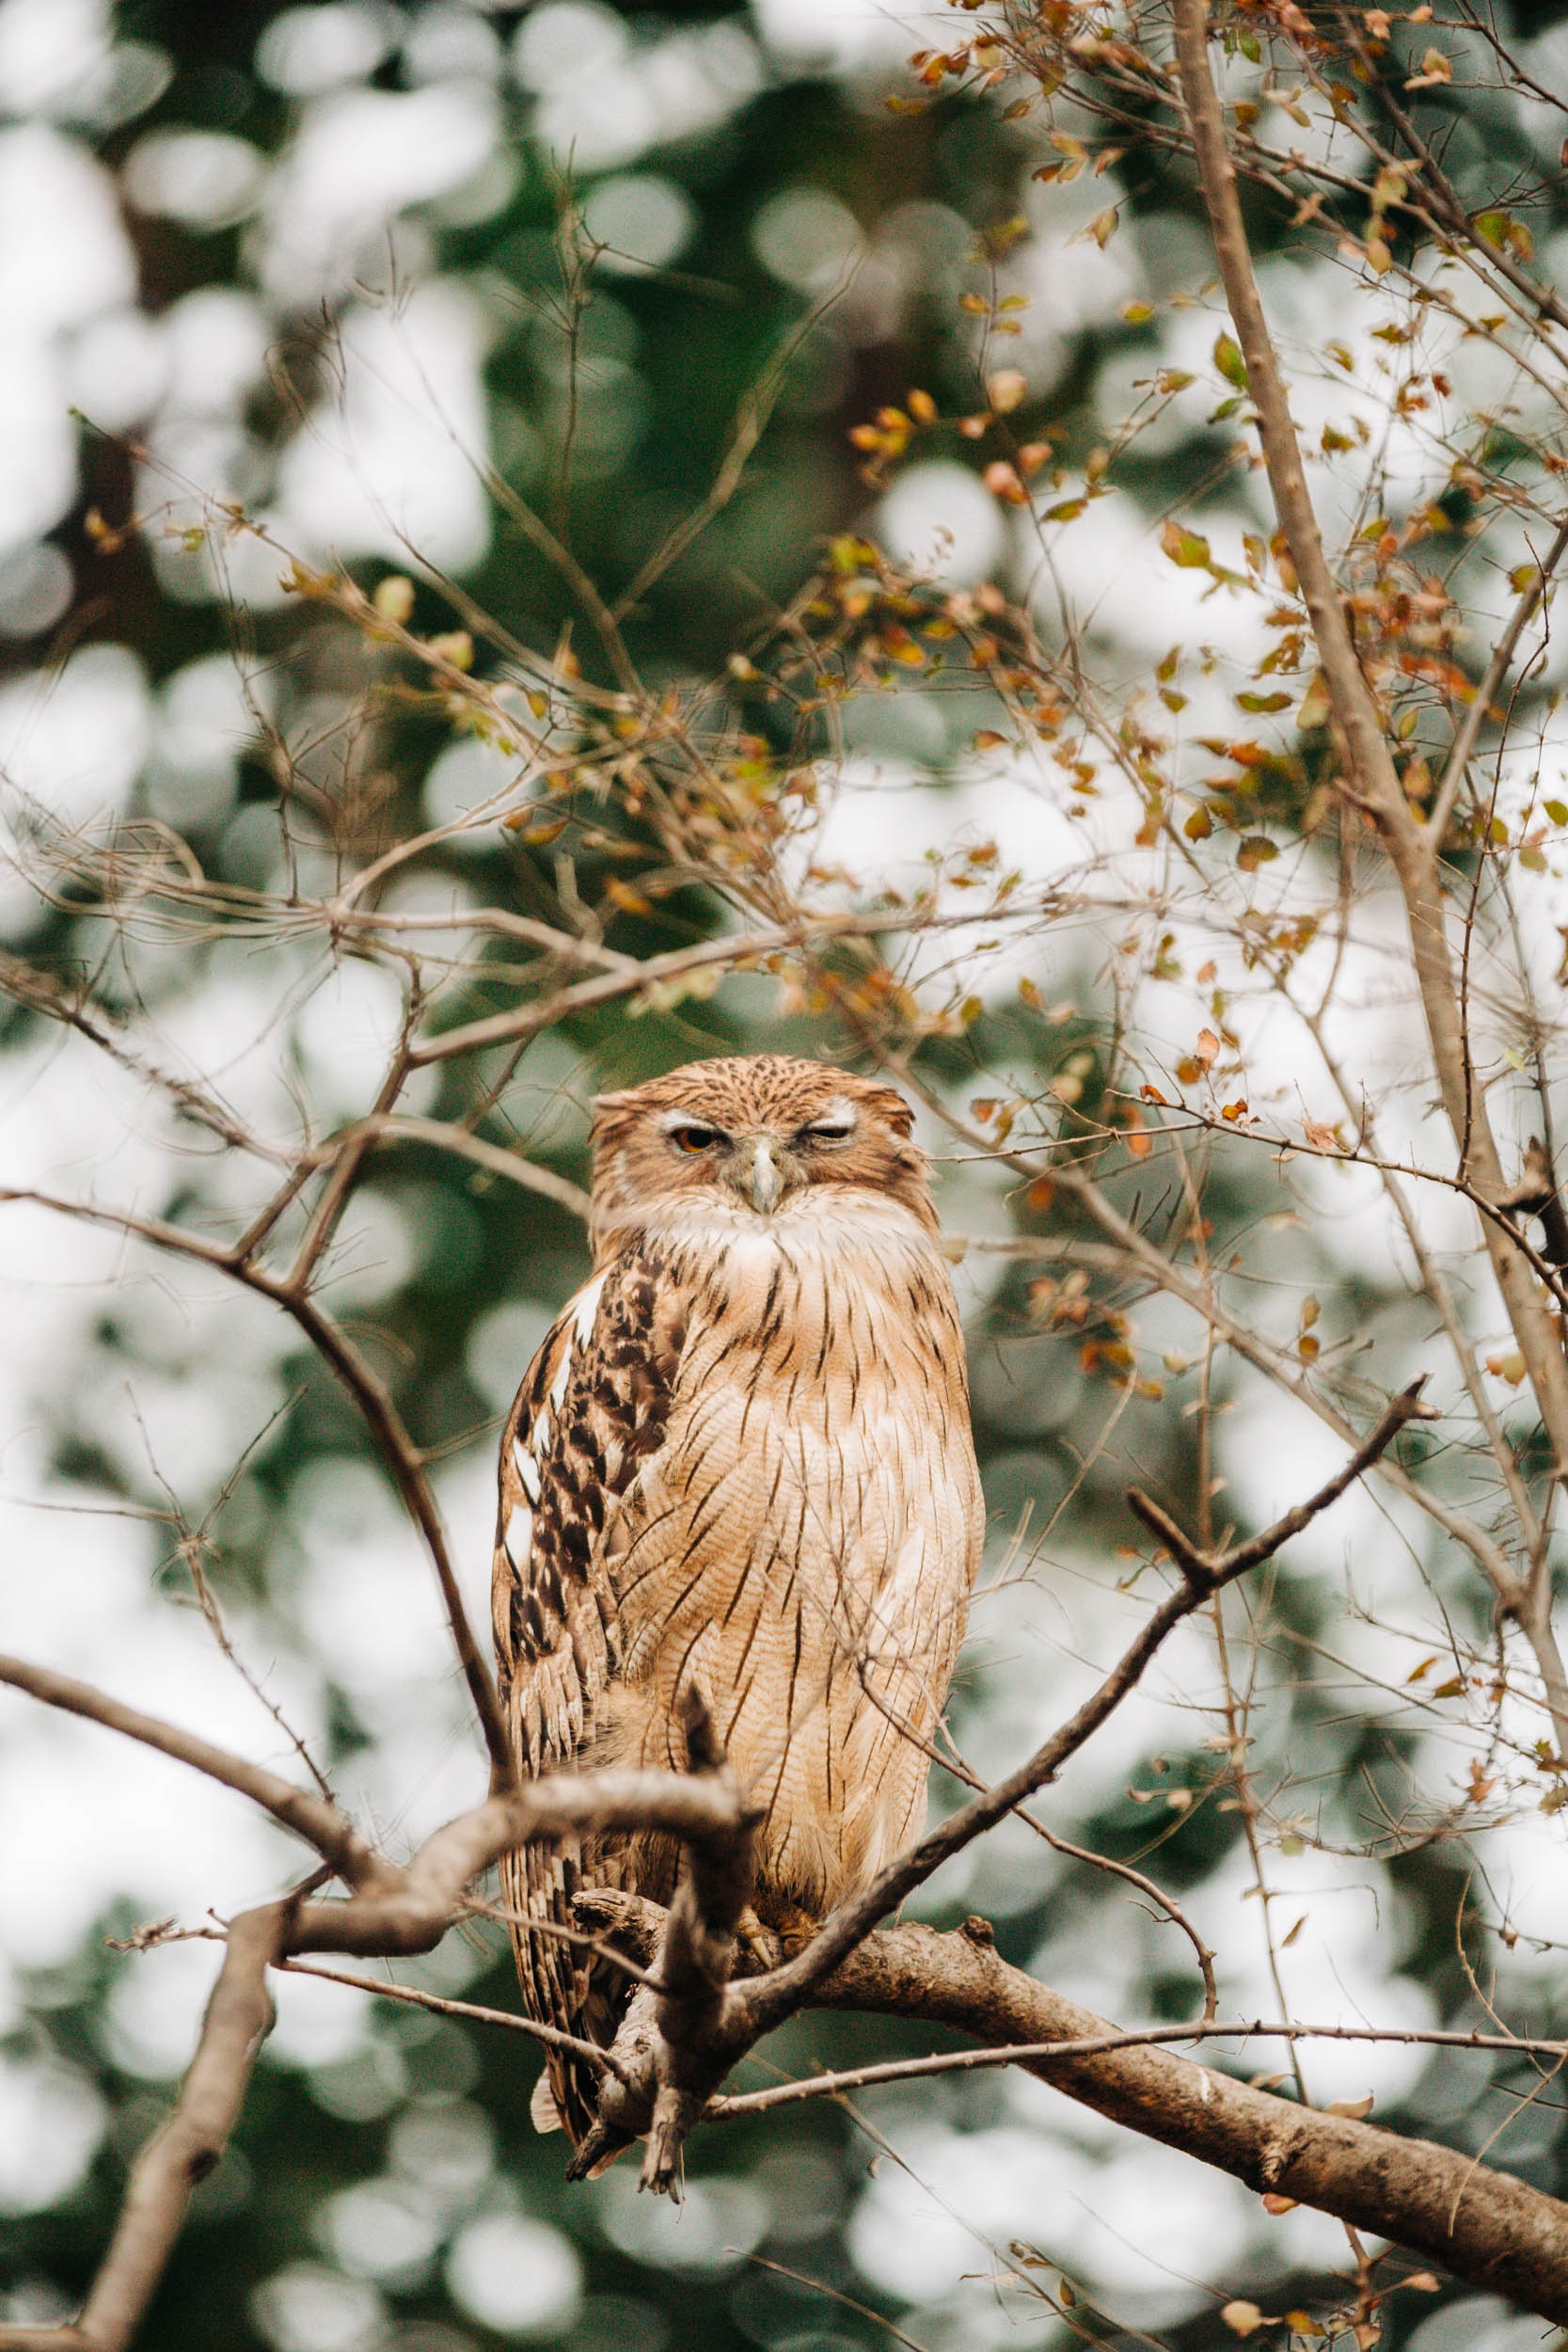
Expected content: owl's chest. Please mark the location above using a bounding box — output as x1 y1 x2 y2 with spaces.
686 1219 954 1429
610 1224 972 1628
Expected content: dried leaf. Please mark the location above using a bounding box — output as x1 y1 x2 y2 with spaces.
1405 43 1451 85
984 461 1028 505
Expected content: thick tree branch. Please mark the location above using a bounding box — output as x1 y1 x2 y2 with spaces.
1168 0 1568 1748
839 1928 1568 2322
0 1661 751 2352
587 1899 1568 2325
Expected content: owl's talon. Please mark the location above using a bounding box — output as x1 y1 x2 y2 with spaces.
733 1904 783 1973
565 2118 633 2181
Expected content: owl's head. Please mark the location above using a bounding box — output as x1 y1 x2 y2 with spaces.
588 1054 935 1256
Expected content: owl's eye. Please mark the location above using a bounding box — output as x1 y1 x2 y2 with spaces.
801 1120 853 1145
670 1122 724 1153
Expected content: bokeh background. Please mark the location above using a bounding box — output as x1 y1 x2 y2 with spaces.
5 1 1568 2349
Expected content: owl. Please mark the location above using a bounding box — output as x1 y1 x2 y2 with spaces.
492 1053 985 2157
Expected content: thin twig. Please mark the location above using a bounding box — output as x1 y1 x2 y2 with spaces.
1427 516 1568 844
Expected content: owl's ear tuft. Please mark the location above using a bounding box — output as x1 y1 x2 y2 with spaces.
864 1085 914 1138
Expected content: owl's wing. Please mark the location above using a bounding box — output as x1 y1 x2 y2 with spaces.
492 1246 688 2146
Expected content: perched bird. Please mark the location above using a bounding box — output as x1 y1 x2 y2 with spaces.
492 1053 985 2155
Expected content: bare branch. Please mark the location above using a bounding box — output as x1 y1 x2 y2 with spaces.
638 1691 758 2191
406 901 1064 1067
322 1112 592 1222
1427 515 1568 843
1170 0 1568 1747
0 1652 377 1888
589 1899 1568 2325
0 1902 289 2352
0 1184 515 1789
560 1691 759 2186
276 1958 630 2078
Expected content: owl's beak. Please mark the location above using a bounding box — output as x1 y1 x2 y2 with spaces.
744 1138 781 1213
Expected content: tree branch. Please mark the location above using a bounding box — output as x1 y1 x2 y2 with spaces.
0 1666 752 2352
562 1690 760 2186
640 1692 757 2191
0 1184 516 1791
1426 514 1568 844
1168 0 1568 1751
550 1390 1429 2195
586 1899 1568 2325
0 1653 378 1889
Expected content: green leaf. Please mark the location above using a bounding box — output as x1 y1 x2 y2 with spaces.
1161 520 1212 569
1236 691 1291 713
1213 333 1248 389
1237 834 1279 870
